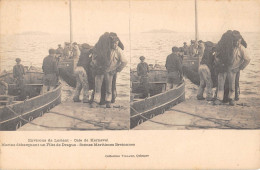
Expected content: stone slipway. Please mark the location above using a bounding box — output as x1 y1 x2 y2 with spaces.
134 96 260 130
18 100 129 131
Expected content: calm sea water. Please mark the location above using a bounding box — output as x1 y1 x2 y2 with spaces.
1 32 260 105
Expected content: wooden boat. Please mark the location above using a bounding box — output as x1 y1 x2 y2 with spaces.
0 68 61 130
130 68 185 129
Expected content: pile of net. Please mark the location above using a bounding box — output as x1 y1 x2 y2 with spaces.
91 32 124 75
215 30 247 73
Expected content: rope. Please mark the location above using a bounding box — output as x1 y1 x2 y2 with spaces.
131 106 260 129
170 108 260 129
6 106 117 130
48 111 117 130
131 106 227 128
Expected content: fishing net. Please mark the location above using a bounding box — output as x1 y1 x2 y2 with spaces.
215 30 247 73
91 32 124 75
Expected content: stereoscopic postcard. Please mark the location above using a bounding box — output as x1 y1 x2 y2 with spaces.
0 0 259 169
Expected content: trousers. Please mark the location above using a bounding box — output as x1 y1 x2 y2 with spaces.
217 69 239 101
73 67 89 102
197 64 213 99
166 71 180 90
94 72 115 103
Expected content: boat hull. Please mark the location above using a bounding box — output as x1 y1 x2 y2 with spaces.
0 70 62 131
0 84 61 130
130 82 185 129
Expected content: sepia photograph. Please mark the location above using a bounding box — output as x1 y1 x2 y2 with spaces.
0 0 260 169
0 0 130 131
130 0 260 130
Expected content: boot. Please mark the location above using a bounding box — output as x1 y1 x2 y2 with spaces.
106 101 111 108
111 98 116 103
213 99 222 105
90 101 98 108
229 99 235 106
73 97 81 102
197 95 205 100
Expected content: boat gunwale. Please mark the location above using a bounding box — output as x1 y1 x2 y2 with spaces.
1 83 61 108
131 81 185 105
130 89 185 118
0 90 61 124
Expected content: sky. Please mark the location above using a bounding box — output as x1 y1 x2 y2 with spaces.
0 0 260 35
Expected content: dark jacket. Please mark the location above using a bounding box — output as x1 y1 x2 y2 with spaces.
200 45 215 72
165 53 183 75
42 55 58 75
77 48 92 73
137 62 149 77
56 47 64 55
13 64 25 79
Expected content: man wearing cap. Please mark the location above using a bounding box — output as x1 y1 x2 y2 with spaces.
178 47 184 61
13 58 25 97
197 40 205 65
73 43 92 103
183 42 189 55
72 42 80 59
137 56 150 98
165 47 183 90
91 36 127 108
189 40 197 57
42 49 59 93
214 33 250 106
197 41 215 101
63 42 71 59
56 44 64 60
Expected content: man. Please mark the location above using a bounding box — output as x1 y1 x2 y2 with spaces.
92 36 127 108
178 47 184 61
72 42 80 59
73 43 92 103
197 42 215 101
165 47 183 90
214 33 250 106
183 42 189 55
63 42 71 59
197 40 205 65
56 44 64 60
42 49 59 93
13 58 25 97
137 56 150 98
189 40 197 57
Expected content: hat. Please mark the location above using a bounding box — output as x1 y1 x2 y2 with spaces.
49 48 56 54
172 46 179 52
183 42 187 44
198 40 203 43
73 42 77 45
15 58 21 62
58 44 61 46
82 43 91 49
139 56 145 60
